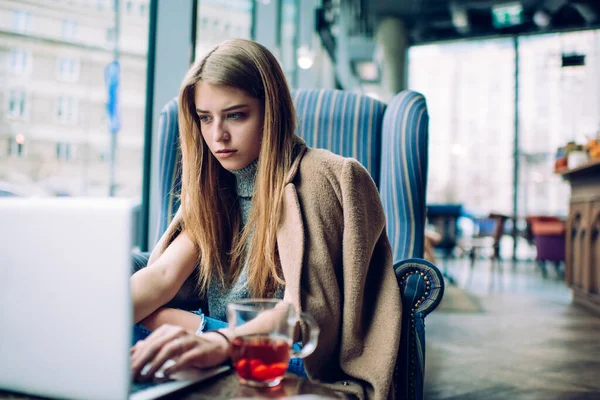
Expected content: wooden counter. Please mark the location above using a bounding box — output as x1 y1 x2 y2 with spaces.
561 159 600 316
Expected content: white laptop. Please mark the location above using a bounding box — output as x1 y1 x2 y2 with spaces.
0 197 229 400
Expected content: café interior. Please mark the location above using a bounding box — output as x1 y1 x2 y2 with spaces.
1 0 600 399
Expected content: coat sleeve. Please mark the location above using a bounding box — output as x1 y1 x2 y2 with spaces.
338 158 402 400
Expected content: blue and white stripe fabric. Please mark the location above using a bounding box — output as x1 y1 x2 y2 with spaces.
156 97 182 244
292 89 385 184
379 91 429 262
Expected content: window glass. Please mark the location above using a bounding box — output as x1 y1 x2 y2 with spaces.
280 0 298 88
195 0 253 61
518 30 600 217
408 39 516 215
0 1 150 198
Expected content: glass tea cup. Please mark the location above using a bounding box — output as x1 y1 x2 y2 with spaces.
227 299 319 388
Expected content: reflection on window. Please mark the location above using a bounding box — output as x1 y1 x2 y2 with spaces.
12 10 32 34
195 0 253 60
7 89 27 119
409 39 515 215
0 2 150 198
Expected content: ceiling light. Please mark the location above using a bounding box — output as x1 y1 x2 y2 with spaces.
533 9 551 28
297 45 315 70
352 60 380 83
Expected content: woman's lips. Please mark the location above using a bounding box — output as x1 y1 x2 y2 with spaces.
216 149 237 158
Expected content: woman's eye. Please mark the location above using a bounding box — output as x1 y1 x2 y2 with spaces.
198 115 211 123
227 112 244 120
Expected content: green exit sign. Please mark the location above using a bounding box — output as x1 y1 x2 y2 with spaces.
492 2 524 28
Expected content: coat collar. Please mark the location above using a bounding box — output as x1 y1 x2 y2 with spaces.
278 136 307 311
284 137 307 185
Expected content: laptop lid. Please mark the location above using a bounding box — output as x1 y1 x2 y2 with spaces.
0 197 134 400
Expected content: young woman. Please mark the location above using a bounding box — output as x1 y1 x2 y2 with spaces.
129 39 402 399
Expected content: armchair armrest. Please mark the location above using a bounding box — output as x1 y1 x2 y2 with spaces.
393 258 444 400
395 258 444 317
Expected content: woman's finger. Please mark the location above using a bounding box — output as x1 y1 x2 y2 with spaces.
132 331 181 379
142 335 192 378
131 325 187 378
164 347 204 376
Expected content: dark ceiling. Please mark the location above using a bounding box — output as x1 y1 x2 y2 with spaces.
364 0 600 44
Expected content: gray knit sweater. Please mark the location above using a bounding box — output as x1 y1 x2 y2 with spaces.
206 160 284 321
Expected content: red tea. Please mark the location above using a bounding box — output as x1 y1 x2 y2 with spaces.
230 334 291 383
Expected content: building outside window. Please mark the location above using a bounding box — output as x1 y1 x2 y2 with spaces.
7 135 26 158
7 89 27 119
12 10 32 34
195 0 253 61
56 96 79 124
9 49 32 74
62 20 78 41
1 1 147 199
106 27 117 43
56 142 74 161
57 57 80 82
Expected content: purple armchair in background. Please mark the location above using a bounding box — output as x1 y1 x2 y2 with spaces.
526 216 566 277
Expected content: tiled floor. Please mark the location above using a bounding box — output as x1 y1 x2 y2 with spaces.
424 257 600 399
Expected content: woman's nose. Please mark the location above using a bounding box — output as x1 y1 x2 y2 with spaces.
212 121 229 142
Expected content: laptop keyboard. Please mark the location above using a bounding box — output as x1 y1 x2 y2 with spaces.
130 380 162 394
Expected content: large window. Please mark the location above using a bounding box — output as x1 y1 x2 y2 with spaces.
195 0 253 61
280 0 299 88
0 1 150 198
518 30 600 217
408 39 516 216
409 29 600 220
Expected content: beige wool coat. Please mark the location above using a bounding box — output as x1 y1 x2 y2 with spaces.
277 143 402 400
160 142 402 399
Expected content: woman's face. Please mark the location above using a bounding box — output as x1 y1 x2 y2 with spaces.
194 82 264 171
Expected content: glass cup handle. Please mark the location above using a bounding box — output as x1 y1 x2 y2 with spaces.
290 312 320 359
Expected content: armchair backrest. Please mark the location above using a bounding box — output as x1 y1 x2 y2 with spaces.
156 97 181 242
380 91 429 261
292 89 385 184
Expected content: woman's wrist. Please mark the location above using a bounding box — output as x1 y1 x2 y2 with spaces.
204 330 232 362
207 330 231 347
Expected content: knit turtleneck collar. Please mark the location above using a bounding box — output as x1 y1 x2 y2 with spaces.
230 159 258 198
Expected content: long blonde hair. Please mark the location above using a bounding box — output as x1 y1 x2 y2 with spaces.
177 39 297 297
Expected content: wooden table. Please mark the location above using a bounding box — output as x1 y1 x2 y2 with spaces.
560 158 600 316
0 371 348 400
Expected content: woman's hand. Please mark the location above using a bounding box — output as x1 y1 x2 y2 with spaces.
131 324 230 381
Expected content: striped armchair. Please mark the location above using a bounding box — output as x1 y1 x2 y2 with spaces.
148 89 444 399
